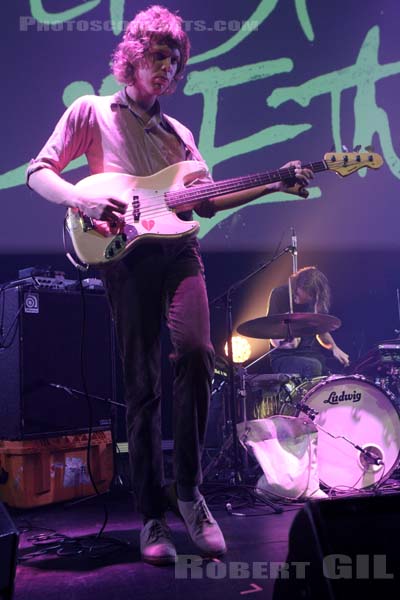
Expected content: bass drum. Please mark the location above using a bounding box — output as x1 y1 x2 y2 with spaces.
281 374 400 490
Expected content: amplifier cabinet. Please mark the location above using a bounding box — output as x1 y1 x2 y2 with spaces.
0 286 114 439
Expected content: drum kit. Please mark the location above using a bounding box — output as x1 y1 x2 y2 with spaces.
222 312 400 493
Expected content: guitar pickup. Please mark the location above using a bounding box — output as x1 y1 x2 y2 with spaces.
132 195 140 222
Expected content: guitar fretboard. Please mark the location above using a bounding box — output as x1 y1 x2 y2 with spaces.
165 161 327 210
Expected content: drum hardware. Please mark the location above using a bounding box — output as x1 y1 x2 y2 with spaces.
209 245 295 488
281 383 384 467
242 368 394 488
234 312 341 424
245 373 299 420
314 423 384 468
235 305 399 491
279 379 319 418
357 445 384 468
208 249 341 494
351 339 400 402
351 340 400 375
203 362 283 512
282 398 319 420
280 374 400 490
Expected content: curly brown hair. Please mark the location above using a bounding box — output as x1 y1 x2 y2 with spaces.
290 266 331 313
111 5 190 94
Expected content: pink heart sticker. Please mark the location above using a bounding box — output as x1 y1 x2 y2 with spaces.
142 219 155 231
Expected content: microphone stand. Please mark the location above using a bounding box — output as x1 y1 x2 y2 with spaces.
290 227 298 275
48 381 129 502
48 382 125 408
210 246 294 487
288 227 298 313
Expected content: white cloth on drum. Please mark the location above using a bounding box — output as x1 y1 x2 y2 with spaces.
237 416 326 500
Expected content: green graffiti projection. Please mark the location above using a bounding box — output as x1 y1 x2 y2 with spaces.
29 0 125 34
30 0 102 25
188 0 314 65
3 2 398 239
267 26 400 180
28 0 314 48
183 59 315 236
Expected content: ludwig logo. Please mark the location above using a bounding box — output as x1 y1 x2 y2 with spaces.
323 389 362 405
24 292 39 314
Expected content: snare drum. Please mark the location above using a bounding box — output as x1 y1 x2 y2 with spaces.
282 374 400 490
280 376 326 414
247 374 301 419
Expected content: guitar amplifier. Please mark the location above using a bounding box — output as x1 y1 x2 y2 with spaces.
0 286 114 439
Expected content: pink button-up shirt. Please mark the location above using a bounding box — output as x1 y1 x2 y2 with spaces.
27 88 215 218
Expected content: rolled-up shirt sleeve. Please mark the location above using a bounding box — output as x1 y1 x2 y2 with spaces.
26 96 94 188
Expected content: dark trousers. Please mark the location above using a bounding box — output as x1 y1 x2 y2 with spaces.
271 355 324 378
102 240 214 518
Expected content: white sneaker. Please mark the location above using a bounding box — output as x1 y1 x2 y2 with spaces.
140 518 177 565
177 495 227 556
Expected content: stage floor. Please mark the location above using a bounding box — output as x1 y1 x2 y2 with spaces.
10 477 400 600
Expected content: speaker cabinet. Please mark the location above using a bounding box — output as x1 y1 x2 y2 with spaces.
0 502 19 600
273 493 400 599
0 286 114 439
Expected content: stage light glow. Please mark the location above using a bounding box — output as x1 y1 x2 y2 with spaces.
224 335 251 364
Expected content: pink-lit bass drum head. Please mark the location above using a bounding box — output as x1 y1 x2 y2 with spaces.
298 374 400 490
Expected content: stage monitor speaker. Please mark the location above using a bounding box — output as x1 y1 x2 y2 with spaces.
273 493 400 599
0 502 19 600
0 286 114 439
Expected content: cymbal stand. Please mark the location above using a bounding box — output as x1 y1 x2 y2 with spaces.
209 246 293 486
235 321 297 442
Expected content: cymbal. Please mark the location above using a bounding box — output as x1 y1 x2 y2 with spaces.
237 312 341 339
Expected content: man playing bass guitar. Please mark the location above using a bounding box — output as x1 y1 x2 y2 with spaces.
27 5 313 566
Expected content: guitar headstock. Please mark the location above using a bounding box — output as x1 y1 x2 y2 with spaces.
324 151 384 177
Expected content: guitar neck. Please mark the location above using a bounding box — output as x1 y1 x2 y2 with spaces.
166 160 328 211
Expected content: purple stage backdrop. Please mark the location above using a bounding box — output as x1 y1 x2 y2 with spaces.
1 1 400 364
2 0 399 254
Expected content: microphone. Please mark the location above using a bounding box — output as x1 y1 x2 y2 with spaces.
362 449 383 466
291 227 298 274
356 444 384 467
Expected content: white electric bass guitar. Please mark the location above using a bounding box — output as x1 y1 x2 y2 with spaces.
66 151 383 266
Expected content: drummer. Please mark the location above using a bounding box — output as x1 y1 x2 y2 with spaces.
267 266 350 377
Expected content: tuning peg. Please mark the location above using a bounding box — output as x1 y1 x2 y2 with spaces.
353 144 361 152
342 145 349 152
365 145 374 152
